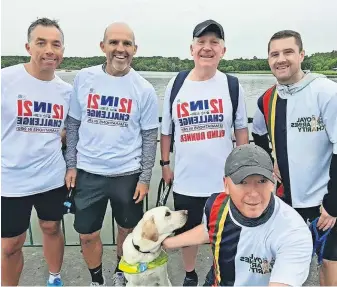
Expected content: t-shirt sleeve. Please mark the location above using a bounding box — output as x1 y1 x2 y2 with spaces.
140 86 160 130
269 225 312 286
160 77 175 135
68 74 82 121
252 106 268 135
234 83 248 130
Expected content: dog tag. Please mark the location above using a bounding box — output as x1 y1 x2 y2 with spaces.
138 263 148 273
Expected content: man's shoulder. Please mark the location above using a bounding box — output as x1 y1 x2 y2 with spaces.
272 197 309 231
129 69 155 91
76 65 103 79
1 64 24 81
54 74 73 92
310 76 337 95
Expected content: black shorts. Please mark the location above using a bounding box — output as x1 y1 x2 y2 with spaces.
173 192 208 235
73 170 143 234
1 185 68 238
295 206 337 261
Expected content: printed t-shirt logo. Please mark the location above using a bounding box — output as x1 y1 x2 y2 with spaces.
240 254 275 274
291 115 325 132
177 98 225 143
16 95 64 133
86 89 132 127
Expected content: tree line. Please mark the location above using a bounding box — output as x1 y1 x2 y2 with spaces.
2 51 337 72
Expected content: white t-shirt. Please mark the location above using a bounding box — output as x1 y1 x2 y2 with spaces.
161 70 248 197
204 194 313 286
1 64 71 197
69 65 159 175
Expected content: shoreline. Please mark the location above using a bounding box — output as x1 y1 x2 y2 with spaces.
56 69 337 77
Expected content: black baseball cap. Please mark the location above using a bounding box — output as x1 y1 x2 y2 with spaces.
225 144 275 184
193 19 225 40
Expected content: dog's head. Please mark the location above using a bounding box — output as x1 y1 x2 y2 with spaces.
132 206 188 252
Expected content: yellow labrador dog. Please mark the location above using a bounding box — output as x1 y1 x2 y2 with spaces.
120 206 187 286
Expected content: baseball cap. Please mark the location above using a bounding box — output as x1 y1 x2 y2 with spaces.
193 19 225 40
225 144 275 184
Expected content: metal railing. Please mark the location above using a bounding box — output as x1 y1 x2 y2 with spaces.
24 117 255 247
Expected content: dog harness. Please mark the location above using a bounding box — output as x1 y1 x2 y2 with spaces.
118 250 168 274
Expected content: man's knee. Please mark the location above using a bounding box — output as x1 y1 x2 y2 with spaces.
79 231 100 246
322 259 337 269
117 226 133 237
39 220 61 236
1 234 26 258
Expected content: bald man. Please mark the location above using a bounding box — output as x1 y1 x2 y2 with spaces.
65 22 159 286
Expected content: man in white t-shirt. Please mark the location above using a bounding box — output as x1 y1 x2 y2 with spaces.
64 22 159 286
1 18 71 286
160 20 249 286
163 144 313 286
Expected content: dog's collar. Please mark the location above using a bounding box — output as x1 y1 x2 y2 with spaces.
132 239 151 254
118 250 168 274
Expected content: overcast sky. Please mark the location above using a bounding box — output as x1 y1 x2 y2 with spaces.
1 0 337 60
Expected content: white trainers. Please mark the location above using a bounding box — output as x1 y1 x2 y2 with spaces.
90 275 106 286
111 272 126 286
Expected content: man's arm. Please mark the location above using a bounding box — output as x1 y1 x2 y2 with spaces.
64 116 80 169
162 224 209 249
138 128 158 185
64 74 82 189
320 87 337 218
160 78 175 183
233 84 249 146
133 86 160 203
234 128 249 146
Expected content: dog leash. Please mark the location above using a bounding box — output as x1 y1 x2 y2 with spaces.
156 178 172 207
309 217 332 266
63 187 75 214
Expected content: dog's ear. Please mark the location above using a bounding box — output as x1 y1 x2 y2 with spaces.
141 216 159 242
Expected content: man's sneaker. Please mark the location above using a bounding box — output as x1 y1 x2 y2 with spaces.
183 276 198 286
111 272 126 286
90 275 106 286
47 278 64 286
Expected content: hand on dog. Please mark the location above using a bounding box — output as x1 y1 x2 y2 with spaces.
133 182 149 204
65 168 77 189
317 206 336 231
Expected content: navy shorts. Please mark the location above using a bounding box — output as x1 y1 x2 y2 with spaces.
173 192 209 235
1 185 68 238
73 169 143 234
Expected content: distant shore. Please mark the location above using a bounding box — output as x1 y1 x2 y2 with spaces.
56 69 337 77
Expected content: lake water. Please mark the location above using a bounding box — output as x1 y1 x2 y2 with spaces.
26 71 337 246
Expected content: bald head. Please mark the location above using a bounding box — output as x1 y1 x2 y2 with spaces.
103 22 135 44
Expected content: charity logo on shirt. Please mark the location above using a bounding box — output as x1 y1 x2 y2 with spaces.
16 95 64 133
177 98 225 142
290 115 325 132
240 254 275 274
86 88 132 127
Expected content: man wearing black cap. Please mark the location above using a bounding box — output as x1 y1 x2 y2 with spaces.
163 144 313 286
160 19 249 285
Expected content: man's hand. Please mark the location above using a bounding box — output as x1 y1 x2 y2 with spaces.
162 166 174 185
133 182 149 204
317 206 337 231
65 168 77 189
273 161 282 183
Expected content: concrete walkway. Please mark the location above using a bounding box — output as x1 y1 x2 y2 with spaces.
20 245 319 286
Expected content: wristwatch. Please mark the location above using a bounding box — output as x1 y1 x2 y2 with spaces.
160 160 170 166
